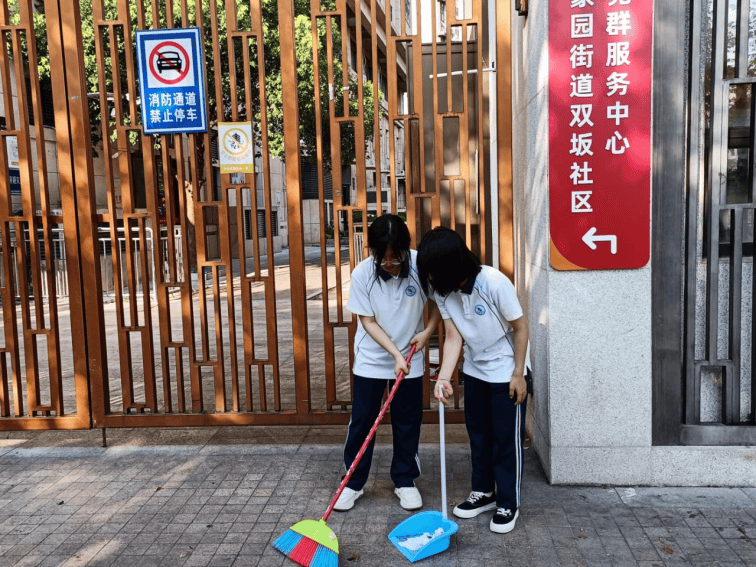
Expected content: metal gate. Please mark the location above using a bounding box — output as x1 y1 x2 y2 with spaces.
682 0 756 444
0 0 514 430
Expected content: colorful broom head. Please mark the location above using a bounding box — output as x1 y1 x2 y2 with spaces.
273 519 338 567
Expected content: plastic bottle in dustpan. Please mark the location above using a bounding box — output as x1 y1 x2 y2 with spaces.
388 401 458 562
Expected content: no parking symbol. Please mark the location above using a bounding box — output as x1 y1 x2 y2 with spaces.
146 40 193 87
136 28 207 134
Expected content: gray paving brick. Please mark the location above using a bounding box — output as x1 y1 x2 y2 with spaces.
554 546 587 566
548 525 576 548
598 535 637 562
0 443 753 567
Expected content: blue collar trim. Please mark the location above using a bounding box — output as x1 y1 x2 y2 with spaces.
460 274 476 295
378 255 410 281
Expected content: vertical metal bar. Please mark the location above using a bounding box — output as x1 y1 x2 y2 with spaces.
460 24 472 247
251 18 282 410
326 14 346 326
278 0 311 415
208 0 225 126
736 0 749 79
704 199 721 365
21 0 56 344
386 0 400 218
344 0 361 322
236 38 254 412
683 0 705 426
371 0 382 213
752 217 756 423
45 0 105 428
175 346 185 413
712 0 726 82
181 0 189 27
430 0 443 231
185 137 202 412
222 201 240 413
0 225 22 417
14 221 40 412
726 208 742 423
117 0 139 122
145 133 173 413
311 6 337 406
706 0 728 370
198 258 210 363
150 0 159 28
474 2 486 261
0 352 8 417
226 0 239 123
749 86 756 204
212 266 226 412
0 44 12 135
496 0 513 279
429 0 441 226
237 36 255 411
137 217 157 411
8 18 45 415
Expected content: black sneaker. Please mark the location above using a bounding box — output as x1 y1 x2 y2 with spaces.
452 491 497 518
490 507 519 533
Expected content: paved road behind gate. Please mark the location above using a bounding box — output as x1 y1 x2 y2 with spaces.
1 428 755 566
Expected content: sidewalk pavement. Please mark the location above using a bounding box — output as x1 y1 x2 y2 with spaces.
1 427 755 567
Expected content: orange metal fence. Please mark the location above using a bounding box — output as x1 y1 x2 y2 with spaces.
0 0 512 430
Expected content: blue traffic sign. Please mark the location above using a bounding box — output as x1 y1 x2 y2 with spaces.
136 28 207 135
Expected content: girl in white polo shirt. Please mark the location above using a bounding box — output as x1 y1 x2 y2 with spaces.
417 227 529 534
334 214 440 512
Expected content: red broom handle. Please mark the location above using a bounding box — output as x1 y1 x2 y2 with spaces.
322 344 418 521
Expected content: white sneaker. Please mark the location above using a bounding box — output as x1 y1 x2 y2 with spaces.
490 507 519 534
333 487 364 511
394 486 423 510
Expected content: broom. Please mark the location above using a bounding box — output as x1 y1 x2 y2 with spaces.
273 344 419 567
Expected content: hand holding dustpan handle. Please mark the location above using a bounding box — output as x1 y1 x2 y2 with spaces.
322 343 418 521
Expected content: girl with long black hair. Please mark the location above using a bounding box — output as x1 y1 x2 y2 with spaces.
417 226 530 534
334 214 440 512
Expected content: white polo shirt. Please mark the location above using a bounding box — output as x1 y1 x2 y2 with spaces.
346 249 427 379
433 265 524 383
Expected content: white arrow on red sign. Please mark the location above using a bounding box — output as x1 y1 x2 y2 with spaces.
582 227 617 255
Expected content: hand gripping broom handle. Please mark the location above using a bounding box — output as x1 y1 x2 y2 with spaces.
322 344 418 522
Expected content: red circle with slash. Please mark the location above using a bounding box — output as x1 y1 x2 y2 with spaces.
148 41 191 85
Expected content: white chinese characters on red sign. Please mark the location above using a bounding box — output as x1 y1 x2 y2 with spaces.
549 0 651 270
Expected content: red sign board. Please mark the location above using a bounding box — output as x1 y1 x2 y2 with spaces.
549 0 652 270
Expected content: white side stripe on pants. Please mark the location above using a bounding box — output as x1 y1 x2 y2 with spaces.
515 404 522 507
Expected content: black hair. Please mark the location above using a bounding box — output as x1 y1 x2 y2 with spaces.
416 226 481 297
367 214 411 277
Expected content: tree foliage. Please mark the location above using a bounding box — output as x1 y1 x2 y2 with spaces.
10 0 378 171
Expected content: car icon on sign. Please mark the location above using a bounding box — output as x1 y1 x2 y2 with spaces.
156 51 183 73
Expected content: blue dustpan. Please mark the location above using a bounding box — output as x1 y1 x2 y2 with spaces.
388 401 458 562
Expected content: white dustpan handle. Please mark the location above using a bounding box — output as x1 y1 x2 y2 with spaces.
439 400 448 520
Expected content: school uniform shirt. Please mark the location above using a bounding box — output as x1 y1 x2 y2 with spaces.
433 265 524 383
346 249 427 379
